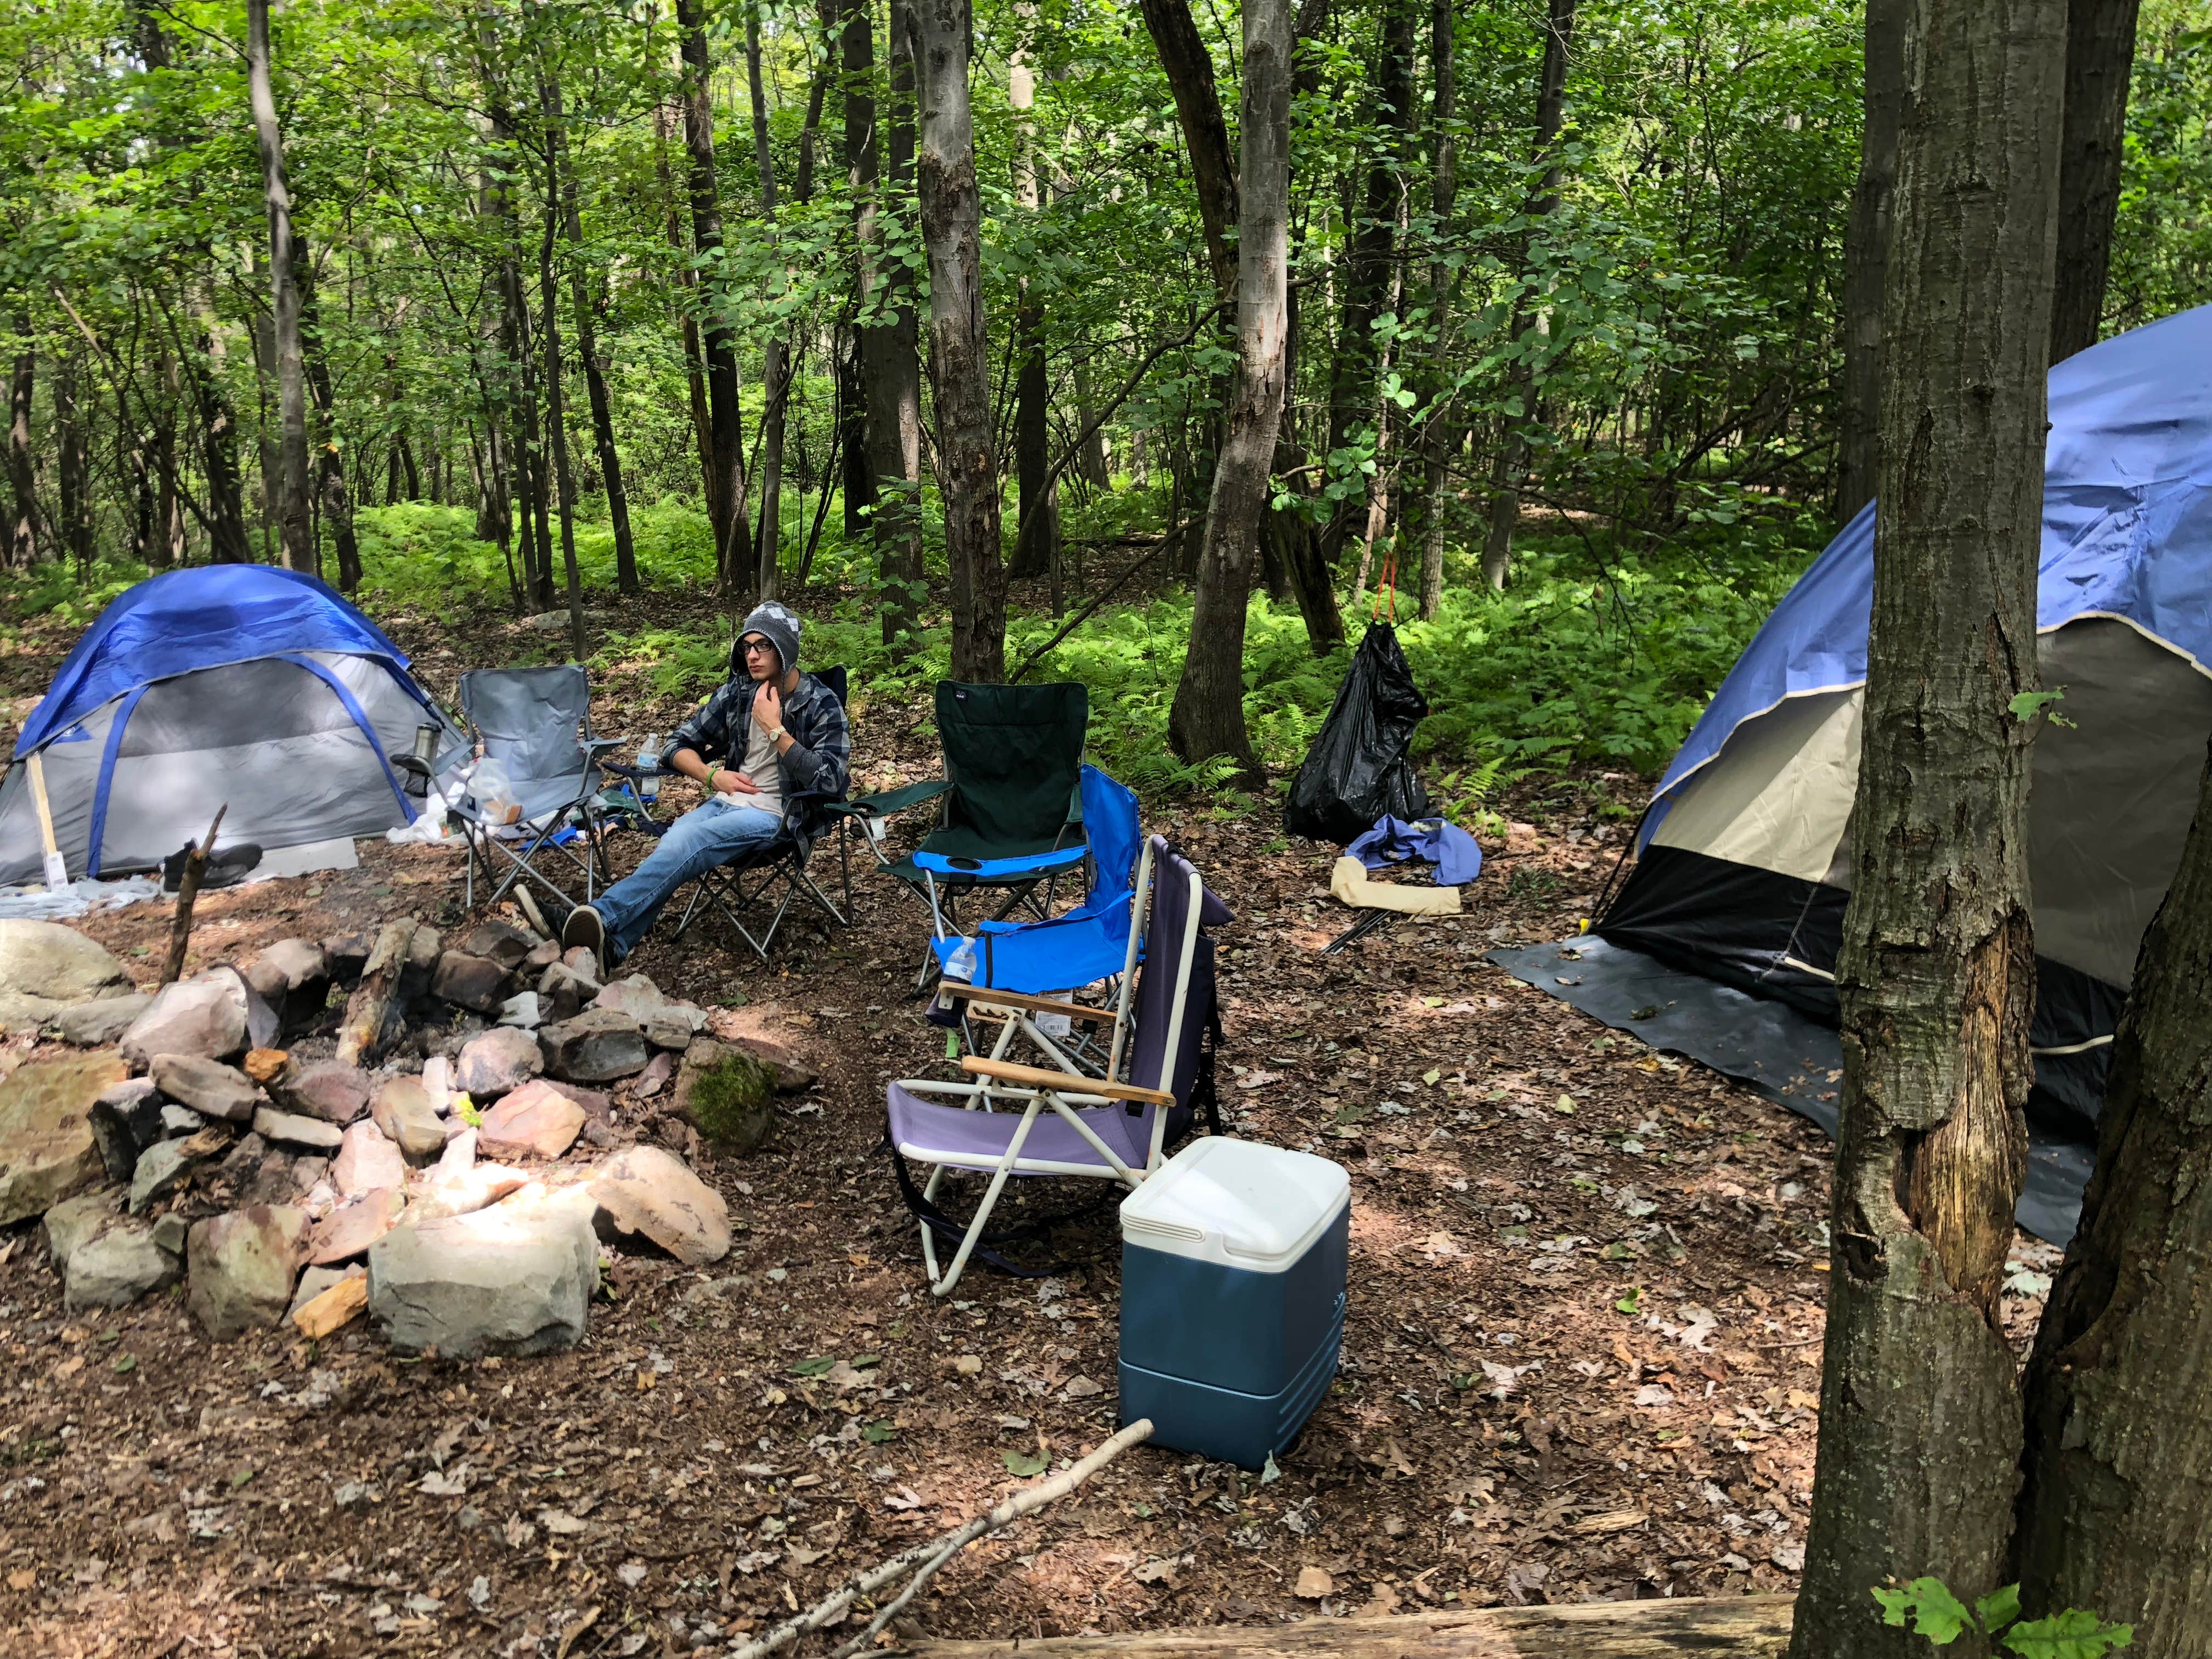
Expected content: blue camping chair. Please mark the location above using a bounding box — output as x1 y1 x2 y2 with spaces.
926 766 1144 1076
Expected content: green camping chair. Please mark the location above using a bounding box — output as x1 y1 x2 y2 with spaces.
831 681 1088 979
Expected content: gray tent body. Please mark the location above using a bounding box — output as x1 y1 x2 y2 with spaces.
0 650 462 885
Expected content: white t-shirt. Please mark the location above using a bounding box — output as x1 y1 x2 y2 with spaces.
725 716 783 819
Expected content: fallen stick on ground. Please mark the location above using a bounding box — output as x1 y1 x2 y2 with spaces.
160 805 228 986
335 917 417 1066
726 1419 1155 1659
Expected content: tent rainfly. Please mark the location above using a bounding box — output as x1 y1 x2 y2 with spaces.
1599 302 2212 1143
0 566 463 887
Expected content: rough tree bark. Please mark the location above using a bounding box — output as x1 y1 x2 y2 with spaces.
746 10 788 602
539 76 588 663
676 0 751 602
845 0 926 648
1320 0 1415 574
1165 0 1290 782
2049 0 2142 362
1837 0 1906 526
11 321 47 569
557 110 637 597
246 0 313 573
2015 736 2212 1647
1411 0 1458 620
1138 0 1239 303
1008 19 1060 587
1479 0 1577 591
915 0 1007 682
1786 2 2066 1654
54 355 92 568
295 236 354 587
652 97 716 546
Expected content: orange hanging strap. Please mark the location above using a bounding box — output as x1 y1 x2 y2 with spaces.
1370 540 1400 623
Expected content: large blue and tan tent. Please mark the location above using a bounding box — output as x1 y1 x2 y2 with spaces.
1501 303 2212 1239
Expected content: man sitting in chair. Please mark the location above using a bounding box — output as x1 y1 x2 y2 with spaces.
564 601 849 967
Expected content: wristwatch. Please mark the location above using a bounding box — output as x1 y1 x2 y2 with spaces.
769 726 788 743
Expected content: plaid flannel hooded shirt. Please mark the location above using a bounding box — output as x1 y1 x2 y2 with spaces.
658 671 850 855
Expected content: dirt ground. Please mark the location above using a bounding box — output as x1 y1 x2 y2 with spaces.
0 588 2062 1658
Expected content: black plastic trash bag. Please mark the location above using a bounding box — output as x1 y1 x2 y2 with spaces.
1284 622 1431 844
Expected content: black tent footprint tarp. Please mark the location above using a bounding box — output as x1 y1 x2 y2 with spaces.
1487 936 2094 1245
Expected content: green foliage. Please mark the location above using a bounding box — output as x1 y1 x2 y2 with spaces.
1873 1579 2132 1658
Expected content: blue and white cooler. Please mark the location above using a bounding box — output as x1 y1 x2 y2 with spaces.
1116 1137 1350 1470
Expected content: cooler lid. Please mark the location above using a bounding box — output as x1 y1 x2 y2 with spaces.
1120 1137 1349 1272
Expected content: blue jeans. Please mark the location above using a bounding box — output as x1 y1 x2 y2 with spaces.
595 797 792 957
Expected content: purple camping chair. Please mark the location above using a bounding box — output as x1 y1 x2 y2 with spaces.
885 836 1233 1294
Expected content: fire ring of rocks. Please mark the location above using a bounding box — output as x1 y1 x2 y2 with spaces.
0 915 805 1358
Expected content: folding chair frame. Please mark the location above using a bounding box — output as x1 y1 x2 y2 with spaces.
893 840 1212 1296
670 835 848 963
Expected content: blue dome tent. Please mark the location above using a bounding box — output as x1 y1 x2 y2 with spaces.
0 566 463 885
1488 304 2212 1242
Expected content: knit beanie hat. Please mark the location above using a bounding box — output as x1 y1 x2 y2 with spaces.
736 601 802 678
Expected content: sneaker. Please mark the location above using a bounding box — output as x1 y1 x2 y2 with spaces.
562 904 606 963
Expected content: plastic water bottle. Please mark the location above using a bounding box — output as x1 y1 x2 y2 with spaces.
944 936 978 983
637 733 661 801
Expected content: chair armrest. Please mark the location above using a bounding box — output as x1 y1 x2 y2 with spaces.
583 738 628 763
961 1055 1172 1107
939 984 1114 1024
836 778 952 819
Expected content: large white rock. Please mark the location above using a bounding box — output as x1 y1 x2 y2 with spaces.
0 921 133 1032
366 1193 598 1358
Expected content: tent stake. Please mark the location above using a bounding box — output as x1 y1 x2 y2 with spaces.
161 805 228 986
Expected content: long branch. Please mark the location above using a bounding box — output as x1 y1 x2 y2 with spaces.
1009 538 1182 684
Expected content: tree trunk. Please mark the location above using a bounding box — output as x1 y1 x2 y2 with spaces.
1166 0 1290 782
1786 2 2065 1653
8 320 42 571
861 0 927 650
246 0 313 573
1836 0 1907 526
1412 0 1459 620
53 355 92 569
1138 0 1239 303
539 77 588 664
746 10 788 603
1319 0 1416 575
653 98 717 541
2049 0 2141 363
2016 738 2212 1641
838 320 872 541
1009 26 1059 583
915 0 1006 682
677 0 751 601
1479 0 1577 591
186 304 255 564
558 117 637 597
296 235 352 587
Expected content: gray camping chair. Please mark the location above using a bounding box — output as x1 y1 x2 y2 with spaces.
661 665 853 963
453 666 624 912
885 837 1233 1293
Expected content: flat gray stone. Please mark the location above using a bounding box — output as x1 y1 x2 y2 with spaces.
460 920 540 972
53 994 151 1047
149 1054 258 1123
252 1107 344 1153
366 1193 598 1358
0 1051 129 1224
245 939 328 998
128 1137 202 1214
120 977 247 1066
65 1221 180 1311
538 1008 649 1083
89 1077 164 1182
432 952 509 1013
160 1103 205 1137
0 921 133 1032
370 1077 445 1163
455 1026 543 1098
186 1204 308 1341
44 1186 122 1270
267 1060 371 1125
